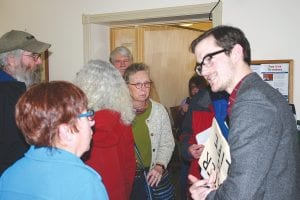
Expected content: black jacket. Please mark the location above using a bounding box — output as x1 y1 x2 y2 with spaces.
0 81 29 175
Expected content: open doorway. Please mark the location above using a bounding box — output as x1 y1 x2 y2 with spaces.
110 22 212 108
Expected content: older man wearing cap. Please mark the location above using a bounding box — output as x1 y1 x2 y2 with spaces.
0 30 51 175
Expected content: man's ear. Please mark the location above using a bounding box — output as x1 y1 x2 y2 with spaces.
4 55 18 74
7 55 18 67
57 124 73 144
230 44 244 64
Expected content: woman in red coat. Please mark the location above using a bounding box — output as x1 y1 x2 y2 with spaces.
74 60 136 200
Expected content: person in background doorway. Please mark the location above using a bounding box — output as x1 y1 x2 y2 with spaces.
188 25 300 200
175 74 208 200
0 30 50 175
74 60 136 200
110 46 133 76
124 63 175 199
0 81 108 199
176 74 208 134
179 81 228 199
186 88 228 193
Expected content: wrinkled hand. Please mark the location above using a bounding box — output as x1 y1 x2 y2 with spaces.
147 165 163 187
188 171 217 200
188 144 204 159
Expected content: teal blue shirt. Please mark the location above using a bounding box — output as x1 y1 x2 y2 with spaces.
0 146 108 200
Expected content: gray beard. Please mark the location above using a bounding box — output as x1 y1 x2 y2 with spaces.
14 64 42 88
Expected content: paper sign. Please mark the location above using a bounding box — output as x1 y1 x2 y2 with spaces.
198 118 231 187
196 127 212 144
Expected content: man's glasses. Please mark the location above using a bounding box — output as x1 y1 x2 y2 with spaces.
195 49 229 75
128 81 152 89
78 109 95 121
23 53 42 62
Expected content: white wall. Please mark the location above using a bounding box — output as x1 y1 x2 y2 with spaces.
1 0 299 119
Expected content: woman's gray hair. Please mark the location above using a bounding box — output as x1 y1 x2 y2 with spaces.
123 62 150 83
109 46 133 64
73 59 135 124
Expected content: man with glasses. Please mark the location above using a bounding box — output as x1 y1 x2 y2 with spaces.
0 30 51 175
188 25 300 200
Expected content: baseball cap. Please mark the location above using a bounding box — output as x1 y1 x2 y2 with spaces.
0 30 51 54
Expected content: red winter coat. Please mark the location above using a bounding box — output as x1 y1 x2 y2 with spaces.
188 107 214 179
85 109 136 200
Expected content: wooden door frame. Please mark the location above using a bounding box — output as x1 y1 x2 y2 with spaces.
82 2 222 63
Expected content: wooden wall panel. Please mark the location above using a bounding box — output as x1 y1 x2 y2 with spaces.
143 26 200 108
110 27 138 61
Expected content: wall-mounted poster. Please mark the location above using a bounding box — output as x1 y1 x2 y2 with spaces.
250 60 294 103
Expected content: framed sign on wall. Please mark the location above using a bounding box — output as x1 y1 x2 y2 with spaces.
250 59 293 103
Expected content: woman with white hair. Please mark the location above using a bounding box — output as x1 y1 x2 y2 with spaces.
73 60 136 200
109 46 133 76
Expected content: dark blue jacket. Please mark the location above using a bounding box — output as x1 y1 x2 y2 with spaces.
0 70 29 175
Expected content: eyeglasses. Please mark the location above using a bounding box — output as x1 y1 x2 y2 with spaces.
128 81 152 89
78 109 95 121
23 53 42 62
114 59 130 65
195 49 228 75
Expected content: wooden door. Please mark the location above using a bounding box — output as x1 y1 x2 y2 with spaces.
110 27 142 62
111 24 210 108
